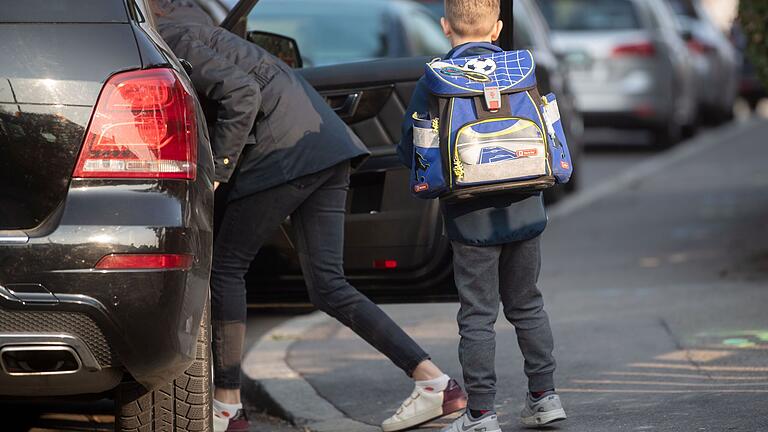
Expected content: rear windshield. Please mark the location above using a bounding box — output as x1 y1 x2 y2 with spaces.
540 0 641 31
0 0 128 23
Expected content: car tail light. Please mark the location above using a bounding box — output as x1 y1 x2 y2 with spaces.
686 39 714 55
95 254 194 270
73 68 197 180
612 42 656 57
373 259 398 269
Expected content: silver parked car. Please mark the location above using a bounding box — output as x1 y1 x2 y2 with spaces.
540 0 698 147
666 0 739 124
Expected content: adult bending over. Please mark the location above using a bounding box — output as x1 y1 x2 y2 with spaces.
149 1 467 431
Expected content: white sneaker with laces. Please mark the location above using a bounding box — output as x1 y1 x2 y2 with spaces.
520 392 567 427
440 411 502 432
381 378 467 432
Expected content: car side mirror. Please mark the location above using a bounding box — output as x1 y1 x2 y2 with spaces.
246 31 303 69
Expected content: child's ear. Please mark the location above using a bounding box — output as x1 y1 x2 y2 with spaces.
490 20 504 42
441 17 453 39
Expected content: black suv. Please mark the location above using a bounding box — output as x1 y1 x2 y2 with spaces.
0 1 214 430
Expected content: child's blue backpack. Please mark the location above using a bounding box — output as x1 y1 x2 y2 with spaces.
410 42 573 201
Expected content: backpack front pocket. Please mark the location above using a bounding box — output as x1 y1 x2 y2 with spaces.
452 117 548 187
410 117 448 199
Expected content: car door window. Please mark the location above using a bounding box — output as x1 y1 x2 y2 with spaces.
244 0 390 67
243 0 449 67
401 9 451 57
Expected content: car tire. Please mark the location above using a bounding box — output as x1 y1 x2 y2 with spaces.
652 121 681 150
747 98 760 113
115 303 212 432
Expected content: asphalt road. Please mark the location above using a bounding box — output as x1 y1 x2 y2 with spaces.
286 119 768 431
1 121 759 431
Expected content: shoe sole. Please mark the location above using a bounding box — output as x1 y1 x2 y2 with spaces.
212 414 230 432
381 396 468 432
521 408 567 427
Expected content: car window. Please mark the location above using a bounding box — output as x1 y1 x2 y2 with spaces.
0 0 128 23
245 0 392 67
666 0 698 18
245 0 450 67
539 0 641 31
401 9 452 57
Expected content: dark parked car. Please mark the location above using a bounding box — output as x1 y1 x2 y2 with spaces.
666 0 739 123
190 0 575 304
731 22 767 113
0 1 214 431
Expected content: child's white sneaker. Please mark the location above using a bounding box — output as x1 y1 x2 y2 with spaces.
520 392 567 427
440 411 502 432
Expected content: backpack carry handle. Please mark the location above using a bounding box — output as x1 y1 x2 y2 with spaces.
451 42 504 58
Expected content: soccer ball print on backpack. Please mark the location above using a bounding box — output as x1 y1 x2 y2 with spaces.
409 42 573 201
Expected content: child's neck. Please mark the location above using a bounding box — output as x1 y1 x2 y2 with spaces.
450 36 494 48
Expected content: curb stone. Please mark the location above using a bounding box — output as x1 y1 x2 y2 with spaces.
241 311 380 432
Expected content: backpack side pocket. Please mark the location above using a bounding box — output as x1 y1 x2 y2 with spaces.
411 116 448 199
541 93 573 184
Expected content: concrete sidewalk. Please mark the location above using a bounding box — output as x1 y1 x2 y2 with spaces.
243 119 768 431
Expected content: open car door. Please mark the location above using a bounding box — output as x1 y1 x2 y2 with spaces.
213 0 513 304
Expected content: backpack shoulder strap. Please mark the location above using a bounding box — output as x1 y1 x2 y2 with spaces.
450 42 504 58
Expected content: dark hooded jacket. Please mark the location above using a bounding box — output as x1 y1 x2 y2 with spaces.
155 1 369 200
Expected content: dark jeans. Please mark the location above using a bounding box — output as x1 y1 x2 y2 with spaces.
452 236 556 411
210 162 430 389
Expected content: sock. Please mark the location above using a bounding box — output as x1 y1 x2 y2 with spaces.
469 409 492 419
530 389 555 401
213 399 242 419
415 374 450 393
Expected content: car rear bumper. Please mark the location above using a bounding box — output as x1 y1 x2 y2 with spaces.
573 91 673 130
0 179 213 395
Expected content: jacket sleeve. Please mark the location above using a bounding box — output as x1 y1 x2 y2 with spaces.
397 77 430 169
175 36 262 183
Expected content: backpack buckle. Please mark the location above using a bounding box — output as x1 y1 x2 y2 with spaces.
484 86 501 112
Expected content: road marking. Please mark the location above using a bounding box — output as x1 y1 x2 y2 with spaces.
629 362 768 372
548 118 766 219
559 388 768 394
241 311 380 432
603 371 768 380
571 379 768 387
654 349 734 363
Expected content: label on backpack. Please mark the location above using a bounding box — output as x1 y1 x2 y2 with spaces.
542 99 561 139
484 86 501 111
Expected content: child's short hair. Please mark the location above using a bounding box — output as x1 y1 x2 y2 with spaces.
444 0 501 38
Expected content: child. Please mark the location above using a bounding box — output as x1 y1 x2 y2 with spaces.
397 0 567 430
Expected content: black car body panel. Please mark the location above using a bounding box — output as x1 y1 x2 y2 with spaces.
0 0 214 395
0 23 141 230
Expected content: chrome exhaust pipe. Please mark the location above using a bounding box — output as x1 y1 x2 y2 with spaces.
0 345 82 376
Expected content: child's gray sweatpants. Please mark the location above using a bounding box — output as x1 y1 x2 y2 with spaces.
452 236 556 411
